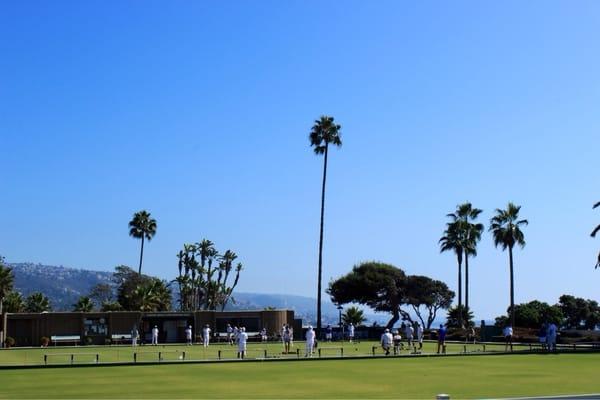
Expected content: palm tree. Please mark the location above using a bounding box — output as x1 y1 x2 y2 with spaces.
591 201 600 269
73 296 94 312
342 306 366 326
490 203 528 328
0 260 15 316
3 291 25 313
309 115 342 337
439 219 464 319
197 239 216 309
25 292 51 313
128 210 157 274
451 203 484 313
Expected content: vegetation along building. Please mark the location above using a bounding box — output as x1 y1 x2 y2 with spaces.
3 309 298 347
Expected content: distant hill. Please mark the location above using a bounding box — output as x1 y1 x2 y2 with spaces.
8 263 113 311
6 263 375 324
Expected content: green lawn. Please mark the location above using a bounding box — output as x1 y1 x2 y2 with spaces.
0 352 598 399
0 340 510 366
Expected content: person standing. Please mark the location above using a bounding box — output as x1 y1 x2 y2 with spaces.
185 325 193 346
547 322 557 351
348 323 355 343
305 326 316 357
380 328 393 356
325 324 333 342
151 325 159 346
392 330 403 354
237 327 248 359
227 324 234 345
260 327 268 343
415 322 424 350
538 323 547 351
203 324 211 348
503 325 513 352
131 325 139 347
404 323 414 350
283 325 291 354
437 324 446 354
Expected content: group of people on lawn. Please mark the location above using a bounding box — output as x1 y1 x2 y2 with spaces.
380 322 429 356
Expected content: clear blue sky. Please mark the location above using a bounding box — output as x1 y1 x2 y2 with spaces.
1 1 599 320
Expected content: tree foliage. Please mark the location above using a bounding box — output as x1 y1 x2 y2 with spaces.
559 294 600 329
175 240 243 311
3 291 25 313
73 296 94 312
446 305 474 328
128 210 157 274
25 292 51 313
406 275 455 329
342 306 366 326
113 265 171 312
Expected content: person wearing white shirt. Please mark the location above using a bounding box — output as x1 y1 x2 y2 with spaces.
380 328 393 355
227 324 234 345
237 327 248 359
305 326 316 357
203 324 211 348
151 326 159 346
260 328 268 343
404 323 414 349
503 325 513 352
131 325 139 347
185 325 193 345
348 323 355 343
416 323 424 350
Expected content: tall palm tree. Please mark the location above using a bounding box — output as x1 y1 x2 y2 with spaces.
490 202 528 328
197 239 217 309
128 210 157 274
309 115 342 337
0 260 15 316
591 201 600 269
440 219 465 325
451 203 484 313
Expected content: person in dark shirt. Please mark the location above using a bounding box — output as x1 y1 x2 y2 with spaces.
437 324 447 354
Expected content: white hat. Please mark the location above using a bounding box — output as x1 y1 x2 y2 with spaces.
385 328 390 332
308 325 313 330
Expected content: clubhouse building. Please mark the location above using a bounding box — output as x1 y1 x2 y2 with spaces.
2 309 299 347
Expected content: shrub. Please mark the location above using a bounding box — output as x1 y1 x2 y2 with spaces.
5 336 15 348
40 336 50 347
84 336 93 346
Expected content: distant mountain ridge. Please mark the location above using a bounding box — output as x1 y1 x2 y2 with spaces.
6 262 355 324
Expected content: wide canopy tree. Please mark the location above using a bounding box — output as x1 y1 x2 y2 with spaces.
327 262 406 329
405 275 455 329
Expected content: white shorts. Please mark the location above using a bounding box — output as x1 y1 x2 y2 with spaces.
325 333 332 339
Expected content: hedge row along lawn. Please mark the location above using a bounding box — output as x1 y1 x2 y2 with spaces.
0 352 599 399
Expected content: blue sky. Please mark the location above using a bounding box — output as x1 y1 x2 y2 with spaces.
1 1 599 320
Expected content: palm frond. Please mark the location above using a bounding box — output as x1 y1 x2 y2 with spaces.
591 225 600 238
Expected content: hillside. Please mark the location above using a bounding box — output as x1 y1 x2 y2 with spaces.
6 263 355 324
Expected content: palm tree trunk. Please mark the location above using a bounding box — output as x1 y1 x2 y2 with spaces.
456 255 462 326
509 245 515 327
138 236 145 275
316 144 329 339
465 252 469 314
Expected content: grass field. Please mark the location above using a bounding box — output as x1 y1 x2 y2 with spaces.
0 340 514 366
0 345 599 399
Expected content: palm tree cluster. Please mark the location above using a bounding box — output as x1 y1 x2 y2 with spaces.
441 202 528 328
175 239 243 312
592 201 600 269
439 203 484 326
